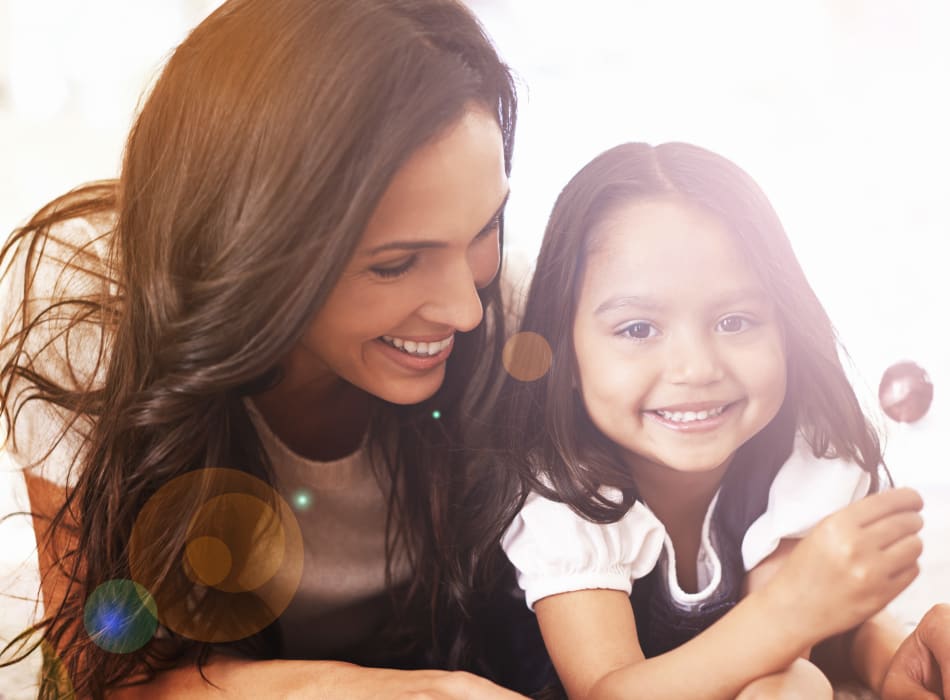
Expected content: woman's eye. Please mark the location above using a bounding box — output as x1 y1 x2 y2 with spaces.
620 321 657 340
478 215 502 239
370 256 417 279
717 315 751 333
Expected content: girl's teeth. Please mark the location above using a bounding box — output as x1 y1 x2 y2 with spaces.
656 406 726 423
381 335 452 357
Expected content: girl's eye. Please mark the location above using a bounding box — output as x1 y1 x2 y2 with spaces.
717 315 752 333
370 256 417 279
620 321 658 340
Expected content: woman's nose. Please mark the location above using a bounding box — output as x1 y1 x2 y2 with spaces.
420 261 485 333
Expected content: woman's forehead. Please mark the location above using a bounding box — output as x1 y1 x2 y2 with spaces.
357 109 508 251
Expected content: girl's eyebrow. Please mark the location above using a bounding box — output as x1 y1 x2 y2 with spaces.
595 295 666 315
363 190 510 257
594 288 770 316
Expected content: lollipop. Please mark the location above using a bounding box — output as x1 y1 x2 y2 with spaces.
878 361 933 423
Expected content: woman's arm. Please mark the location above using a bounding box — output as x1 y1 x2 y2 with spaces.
879 603 950 699
25 474 527 700
110 658 528 699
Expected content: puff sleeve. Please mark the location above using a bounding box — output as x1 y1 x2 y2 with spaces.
502 489 667 610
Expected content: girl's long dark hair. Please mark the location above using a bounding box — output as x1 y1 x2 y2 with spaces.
0 1 516 697
471 142 884 588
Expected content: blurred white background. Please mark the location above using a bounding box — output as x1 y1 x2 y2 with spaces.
1 1 947 697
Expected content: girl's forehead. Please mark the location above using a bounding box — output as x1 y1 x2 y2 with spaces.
588 197 727 258
581 198 768 302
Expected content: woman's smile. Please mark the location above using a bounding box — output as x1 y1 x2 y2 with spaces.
376 333 455 371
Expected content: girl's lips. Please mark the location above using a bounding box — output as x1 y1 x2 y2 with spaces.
375 335 454 371
644 401 739 433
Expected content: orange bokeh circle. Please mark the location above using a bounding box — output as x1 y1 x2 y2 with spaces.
129 468 303 643
503 331 553 382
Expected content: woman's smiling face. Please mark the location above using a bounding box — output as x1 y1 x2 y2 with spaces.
572 196 788 478
291 107 508 405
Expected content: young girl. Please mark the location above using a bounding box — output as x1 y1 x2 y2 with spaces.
496 142 936 699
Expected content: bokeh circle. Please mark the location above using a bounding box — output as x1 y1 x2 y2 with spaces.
129 468 304 643
83 579 158 654
879 361 933 423
503 331 553 382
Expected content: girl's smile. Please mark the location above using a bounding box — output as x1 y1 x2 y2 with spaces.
644 400 740 433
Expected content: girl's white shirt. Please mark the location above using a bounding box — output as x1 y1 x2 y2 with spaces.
502 438 872 610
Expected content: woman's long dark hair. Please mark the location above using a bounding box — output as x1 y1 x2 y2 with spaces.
0 1 516 697
471 142 884 589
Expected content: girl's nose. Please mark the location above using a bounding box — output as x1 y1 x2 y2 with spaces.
666 333 725 386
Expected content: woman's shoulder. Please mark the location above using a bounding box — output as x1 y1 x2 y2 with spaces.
1 208 116 487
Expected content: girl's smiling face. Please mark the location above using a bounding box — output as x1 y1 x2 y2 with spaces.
572 196 787 478
286 107 508 405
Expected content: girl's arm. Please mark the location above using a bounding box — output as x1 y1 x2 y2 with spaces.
745 548 934 698
536 585 815 700
737 538 831 698
25 474 527 700
533 488 923 700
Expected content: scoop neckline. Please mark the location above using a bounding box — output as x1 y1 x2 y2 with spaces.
241 397 370 490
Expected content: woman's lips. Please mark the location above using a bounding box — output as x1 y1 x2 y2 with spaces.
376 334 454 371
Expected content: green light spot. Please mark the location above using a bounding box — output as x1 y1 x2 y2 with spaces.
432 410 441 420
292 489 313 511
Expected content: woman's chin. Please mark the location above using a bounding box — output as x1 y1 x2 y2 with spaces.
371 368 446 406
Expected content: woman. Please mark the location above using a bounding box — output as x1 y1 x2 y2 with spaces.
0 0 541 697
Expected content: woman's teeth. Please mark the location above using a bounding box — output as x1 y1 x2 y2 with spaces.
655 405 727 423
380 335 452 357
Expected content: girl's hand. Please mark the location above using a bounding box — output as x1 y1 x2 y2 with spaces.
880 604 950 700
763 487 924 644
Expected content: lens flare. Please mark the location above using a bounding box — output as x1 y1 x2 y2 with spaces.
291 488 313 511
503 331 553 382
129 468 304 643
83 580 158 654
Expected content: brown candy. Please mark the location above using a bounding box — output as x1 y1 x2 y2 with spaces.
878 361 933 423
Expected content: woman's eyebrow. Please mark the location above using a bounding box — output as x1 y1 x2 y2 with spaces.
363 190 510 257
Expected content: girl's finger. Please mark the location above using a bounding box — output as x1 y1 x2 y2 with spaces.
875 533 924 585
840 487 923 527
863 510 925 549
